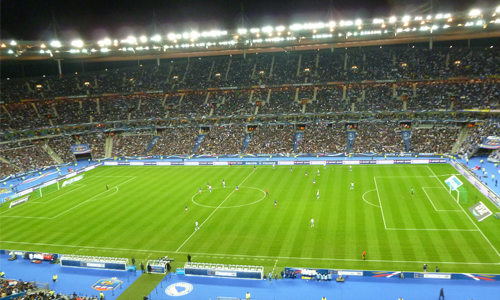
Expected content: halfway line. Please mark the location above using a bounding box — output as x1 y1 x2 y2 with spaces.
175 170 255 252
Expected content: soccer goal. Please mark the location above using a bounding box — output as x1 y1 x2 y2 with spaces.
445 175 468 204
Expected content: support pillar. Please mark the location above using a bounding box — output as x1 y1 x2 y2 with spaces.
56 59 63 77
156 55 160 66
243 49 246 59
330 43 334 53
429 37 433 50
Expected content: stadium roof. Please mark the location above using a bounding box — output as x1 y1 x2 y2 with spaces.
1 7 500 61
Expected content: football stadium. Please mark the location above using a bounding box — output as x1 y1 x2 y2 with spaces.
1 1 500 299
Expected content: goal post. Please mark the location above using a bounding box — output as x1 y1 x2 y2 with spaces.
445 175 463 203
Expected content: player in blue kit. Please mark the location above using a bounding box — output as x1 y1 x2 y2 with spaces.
313 179 316 185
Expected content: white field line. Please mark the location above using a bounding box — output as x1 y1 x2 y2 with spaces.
362 189 380 208
373 177 387 229
175 170 255 252
386 228 478 232
33 185 87 204
0 185 86 218
272 259 278 273
87 187 119 202
0 240 498 266
92 176 136 178
422 187 461 212
49 176 136 219
0 215 51 219
427 165 500 260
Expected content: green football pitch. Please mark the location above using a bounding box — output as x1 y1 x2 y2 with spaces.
1 164 500 274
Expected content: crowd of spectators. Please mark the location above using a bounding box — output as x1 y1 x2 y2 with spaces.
47 136 76 163
296 123 346 153
2 79 499 131
410 127 460 153
2 47 499 102
245 125 295 154
0 143 56 172
77 133 106 159
458 124 499 156
259 88 302 114
196 126 246 155
0 278 36 298
112 134 152 157
150 127 198 155
351 123 404 153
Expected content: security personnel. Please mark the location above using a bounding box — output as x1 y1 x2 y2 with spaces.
49 290 54 297
246 292 250 300
0 271 4 278
52 274 58 282
100 291 104 300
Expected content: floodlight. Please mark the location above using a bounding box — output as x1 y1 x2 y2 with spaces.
389 16 397 23
443 25 450 29
250 28 260 33
443 14 451 18
0 44 5 48
10 40 17 46
40 44 46 48
373 19 384 24
151 35 161 42
125 36 137 44
71 40 84 47
414 16 422 21
8 49 14 54
140 36 148 43
426 15 432 20
290 24 303 30
497 6 500 13
402 16 410 22
262 26 273 33
98 38 112 46
355 19 362 26
237 29 247 34
476 20 484 25
100 48 109 52
435 14 443 19
190 32 200 39
275 25 285 32
82 49 88 53
328 21 336 27
469 9 481 17
50 41 62 48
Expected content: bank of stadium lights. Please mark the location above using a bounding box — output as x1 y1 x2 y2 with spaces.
237 29 247 34
373 18 384 24
469 9 481 17
122 36 137 44
150 35 161 42
262 26 273 33
50 41 61 48
389 16 397 23
98 38 112 47
10 40 17 46
275 26 285 32
139 36 148 43
71 40 84 47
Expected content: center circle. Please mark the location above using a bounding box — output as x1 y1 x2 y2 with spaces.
191 186 266 208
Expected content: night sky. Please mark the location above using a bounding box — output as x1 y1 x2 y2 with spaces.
1 0 495 41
